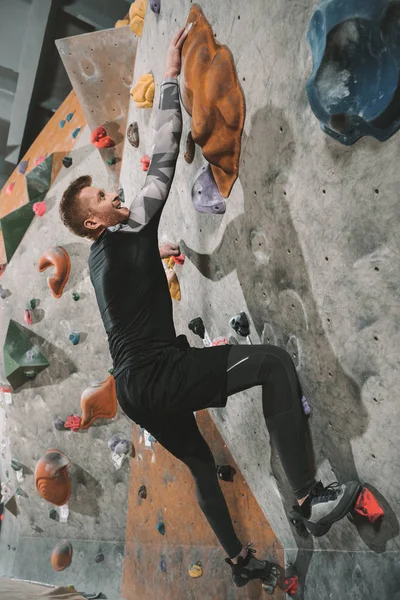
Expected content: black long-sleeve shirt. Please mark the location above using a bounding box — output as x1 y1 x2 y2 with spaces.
89 79 183 376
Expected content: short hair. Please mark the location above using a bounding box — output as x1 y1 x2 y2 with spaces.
59 175 93 238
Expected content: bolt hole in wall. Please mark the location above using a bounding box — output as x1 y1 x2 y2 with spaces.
374 336 379 341
325 256 329 261
375 189 379 194
373 398 378 404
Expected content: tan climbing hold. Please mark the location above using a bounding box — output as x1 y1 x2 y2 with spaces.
130 73 155 108
35 450 71 506
163 257 181 301
129 0 147 37
115 19 130 28
51 540 73 571
181 4 246 198
189 561 203 578
80 375 117 429
38 246 71 299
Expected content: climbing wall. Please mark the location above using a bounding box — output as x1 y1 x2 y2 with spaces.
0 91 85 265
119 0 400 597
0 127 131 596
122 410 283 600
56 26 138 188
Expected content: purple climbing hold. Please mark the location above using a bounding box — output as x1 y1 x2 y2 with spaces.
72 127 81 139
150 0 161 14
17 160 28 175
66 113 74 122
191 162 226 214
59 120 66 129
301 396 311 416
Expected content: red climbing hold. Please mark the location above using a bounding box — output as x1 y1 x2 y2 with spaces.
34 155 47 167
6 182 15 195
90 126 115 149
141 154 150 171
172 253 185 265
354 488 384 523
33 201 46 217
24 309 33 325
283 575 299 596
64 415 81 432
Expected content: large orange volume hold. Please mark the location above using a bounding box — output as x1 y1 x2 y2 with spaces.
80 375 117 429
35 449 71 506
181 4 245 198
38 246 71 298
51 540 73 571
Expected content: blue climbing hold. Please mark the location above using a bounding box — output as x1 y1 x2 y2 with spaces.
156 521 165 535
72 127 81 139
59 120 66 129
306 0 400 145
160 557 167 572
66 112 74 122
68 332 80 345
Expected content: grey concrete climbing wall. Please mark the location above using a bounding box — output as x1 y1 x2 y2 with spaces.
120 0 400 597
0 129 131 597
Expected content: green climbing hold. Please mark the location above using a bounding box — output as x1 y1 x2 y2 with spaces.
72 292 80 301
0 203 35 263
107 157 117 165
25 154 53 203
29 299 37 310
3 320 49 390
108 367 114 375
11 459 23 472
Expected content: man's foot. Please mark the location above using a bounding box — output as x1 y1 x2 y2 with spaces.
291 480 361 537
225 545 280 589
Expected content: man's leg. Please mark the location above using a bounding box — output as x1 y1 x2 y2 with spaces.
225 344 361 536
140 411 243 558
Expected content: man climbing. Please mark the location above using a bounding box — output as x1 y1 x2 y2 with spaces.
59 27 361 589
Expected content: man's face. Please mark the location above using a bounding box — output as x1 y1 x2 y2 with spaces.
79 186 130 235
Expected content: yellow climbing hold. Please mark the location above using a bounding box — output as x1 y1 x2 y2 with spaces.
129 0 147 37
163 257 181 301
115 19 130 28
130 73 155 109
189 561 203 578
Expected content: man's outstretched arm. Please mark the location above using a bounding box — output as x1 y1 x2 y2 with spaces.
125 28 187 232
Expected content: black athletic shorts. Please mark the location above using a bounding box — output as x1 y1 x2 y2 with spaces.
115 343 231 427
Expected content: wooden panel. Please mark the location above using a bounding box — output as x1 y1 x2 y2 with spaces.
122 410 284 600
0 91 85 264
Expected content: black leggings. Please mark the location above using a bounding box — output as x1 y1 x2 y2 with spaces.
122 345 315 558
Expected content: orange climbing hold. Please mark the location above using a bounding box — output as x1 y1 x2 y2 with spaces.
51 540 73 571
130 74 155 108
38 246 71 298
91 126 116 149
181 5 246 198
34 449 71 506
80 375 117 429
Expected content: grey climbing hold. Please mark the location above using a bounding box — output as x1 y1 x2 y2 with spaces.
11 459 23 472
54 417 65 431
127 122 139 148
114 440 130 455
191 163 226 214
62 156 73 168
95 553 104 563
118 188 125 203
150 0 161 14
138 484 147 499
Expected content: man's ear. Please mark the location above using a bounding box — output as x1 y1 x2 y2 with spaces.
84 215 100 231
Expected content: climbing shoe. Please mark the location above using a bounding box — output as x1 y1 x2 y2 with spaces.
290 480 361 537
225 544 280 590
